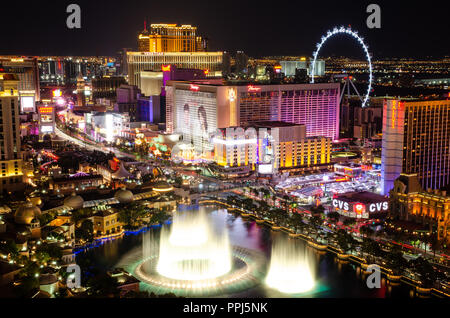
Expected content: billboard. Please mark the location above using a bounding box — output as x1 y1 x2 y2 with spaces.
41 126 54 133
174 89 217 156
20 96 35 112
258 164 273 174
332 198 388 219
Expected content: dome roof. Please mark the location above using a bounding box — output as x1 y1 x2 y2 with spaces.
15 200 42 225
39 273 58 286
63 192 84 210
152 181 174 192
114 187 134 204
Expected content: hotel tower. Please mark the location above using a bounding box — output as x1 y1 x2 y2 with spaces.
381 99 450 195
0 73 24 193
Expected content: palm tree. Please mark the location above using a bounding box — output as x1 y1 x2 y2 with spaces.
149 210 170 225
336 229 351 253
118 202 147 229
71 208 93 227
411 257 436 288
0 239 19 260
429 234 441 258
361 238 382 264
290 213 304 233
386 251 408 275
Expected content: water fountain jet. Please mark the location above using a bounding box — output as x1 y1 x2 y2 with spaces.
135 207 265 296
265 236 316 294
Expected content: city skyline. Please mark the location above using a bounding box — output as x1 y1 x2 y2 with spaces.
0 0 448 58
0 0 448 303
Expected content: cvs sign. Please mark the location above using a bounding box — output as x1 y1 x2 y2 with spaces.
332 199 349 211
369 202 388 212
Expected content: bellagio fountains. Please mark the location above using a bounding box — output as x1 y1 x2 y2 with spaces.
124 207 316 297
265 236 316 294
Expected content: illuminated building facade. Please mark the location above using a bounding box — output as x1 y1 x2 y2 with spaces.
238 83 340 140
90 112 130 142
138 24 207 53
166 81 340 144
0 74 23 193
137 65 206 98
127 52 223 87
213 122 332 175
390 174 449 243
115 84 141 121
334 163 363 178
38 104 55 140
92 210 123 237
332 191 389 219
0 56 40 109
381 99 450 195
92 76 127 99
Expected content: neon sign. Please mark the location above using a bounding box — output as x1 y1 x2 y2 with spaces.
369 202 388 212
333 199 349 211
248 85 261 92
392 100 397 128
53 89 62 97
354 203 365 214
274 65 282 74
39 107 54 114
190 84 200 91
162 65 171 72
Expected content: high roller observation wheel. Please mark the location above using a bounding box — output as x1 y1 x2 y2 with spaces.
311 26 373 108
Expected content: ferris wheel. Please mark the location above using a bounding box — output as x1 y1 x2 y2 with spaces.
310 26 373 108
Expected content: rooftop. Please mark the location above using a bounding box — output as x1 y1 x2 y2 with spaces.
335 191 388 204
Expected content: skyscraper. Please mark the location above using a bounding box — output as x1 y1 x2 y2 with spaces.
381 99 450 195
127 52 223 87
166 81 340 146
138 24 207 53
0 73 24 193
0 56 40 107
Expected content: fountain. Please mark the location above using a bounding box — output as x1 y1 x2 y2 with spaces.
265 235 316 294
155 210 232 280
134 207 265 296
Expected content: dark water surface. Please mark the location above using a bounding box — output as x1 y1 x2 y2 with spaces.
76 205 416 298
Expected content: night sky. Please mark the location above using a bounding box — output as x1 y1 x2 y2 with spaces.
1 0 448 59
